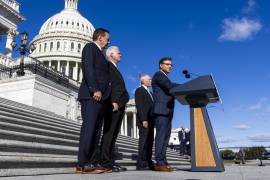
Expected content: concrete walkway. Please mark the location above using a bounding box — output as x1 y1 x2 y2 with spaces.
1 164 269 180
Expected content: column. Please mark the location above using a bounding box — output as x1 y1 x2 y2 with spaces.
49 60 52 67
124 114 127 136
65 61 69 76
73 62 78 80
5 29 16 58
57 60 61 71
133 112 136 138
120 113 125 135
79 68 83 82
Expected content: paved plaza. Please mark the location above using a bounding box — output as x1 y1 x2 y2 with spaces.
1 161 270 180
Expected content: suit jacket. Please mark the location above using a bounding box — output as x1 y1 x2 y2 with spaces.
152 71 179 116
178 130 186 142
78 43 111 101
135 86 153 123
109 62 129 108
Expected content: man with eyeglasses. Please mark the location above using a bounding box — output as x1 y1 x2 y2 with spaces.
152 57 180 172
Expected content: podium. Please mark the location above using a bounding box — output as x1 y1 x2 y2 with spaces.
170 75 225 172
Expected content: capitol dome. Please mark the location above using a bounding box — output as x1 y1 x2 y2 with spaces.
30 0 95 81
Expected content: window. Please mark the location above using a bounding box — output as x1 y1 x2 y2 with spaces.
71 42 74 51
78 43 81 53
44 43 47 52
57 41 60 50
50 42 53 51
39 44 41 52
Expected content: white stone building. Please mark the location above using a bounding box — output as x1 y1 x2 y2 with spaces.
169 128 181 145
28 0 94 81
0 0 140 139
0 0 25 66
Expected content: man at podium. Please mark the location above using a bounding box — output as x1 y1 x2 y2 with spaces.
152 57 180 172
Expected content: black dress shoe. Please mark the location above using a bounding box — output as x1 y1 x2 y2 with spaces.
111 165 120 172
114 164 127 171
136 166 151 170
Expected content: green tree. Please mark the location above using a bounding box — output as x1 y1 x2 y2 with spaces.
244 147 267 160
220 149 235 160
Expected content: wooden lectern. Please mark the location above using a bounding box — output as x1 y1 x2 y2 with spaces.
170 75 225 172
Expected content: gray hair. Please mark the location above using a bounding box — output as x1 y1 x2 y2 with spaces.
140 74 151 84
105 46 119 61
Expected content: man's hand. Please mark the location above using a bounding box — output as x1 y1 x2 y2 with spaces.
112 102 119 112
142 121 148 128
93 91 102 101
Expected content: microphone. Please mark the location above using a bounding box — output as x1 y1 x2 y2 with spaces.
182 69 199 79
182 69 191 79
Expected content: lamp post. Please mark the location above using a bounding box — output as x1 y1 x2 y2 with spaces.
11 32 36 76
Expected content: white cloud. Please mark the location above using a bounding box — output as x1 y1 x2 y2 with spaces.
233 124 251 130
217 136 238 144
242 0 257 14
247 97 268 111
219 17 262 42
248 134 270 142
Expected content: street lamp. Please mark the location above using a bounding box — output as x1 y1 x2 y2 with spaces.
11 31 36 76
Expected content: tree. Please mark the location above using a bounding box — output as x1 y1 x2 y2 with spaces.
244 147 267 160
220 149 235 160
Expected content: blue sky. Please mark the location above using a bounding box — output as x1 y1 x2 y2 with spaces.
1 0 270 148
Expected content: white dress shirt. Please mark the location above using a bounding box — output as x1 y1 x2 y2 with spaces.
142 85 153 101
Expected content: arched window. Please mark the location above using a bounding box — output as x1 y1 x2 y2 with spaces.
44 43 47 52
78 43 81 53
50 42 53 51
71 42 74 51
57 41 60 50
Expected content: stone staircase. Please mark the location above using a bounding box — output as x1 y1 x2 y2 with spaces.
0 97 190 177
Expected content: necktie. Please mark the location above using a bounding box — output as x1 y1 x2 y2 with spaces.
147 89 153 101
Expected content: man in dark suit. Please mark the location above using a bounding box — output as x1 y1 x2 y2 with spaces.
100 46 129 172
178 127 187 156
152 57 179 172
135 74 155 170
76 28 112 174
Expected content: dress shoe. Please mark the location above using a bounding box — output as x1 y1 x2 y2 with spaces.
113 164 127 171
111 165 120 172
95 164 113 173
75 165 83 174
75 165 105 174
154 165 172 172
166 165 176 171
136 166 151 170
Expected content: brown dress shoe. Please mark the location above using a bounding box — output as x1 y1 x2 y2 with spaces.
166 165 176 171
75 165 83 174
76 165 105 174
154 165 172 172
95 166 112 173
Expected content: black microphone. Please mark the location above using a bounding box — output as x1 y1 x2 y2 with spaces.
182 69 191 79
182 70 188 74
182 69 200 79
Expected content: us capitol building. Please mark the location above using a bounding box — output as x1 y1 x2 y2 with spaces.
0 0 139 139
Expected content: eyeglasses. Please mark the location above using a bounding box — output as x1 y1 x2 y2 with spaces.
162 63 173 66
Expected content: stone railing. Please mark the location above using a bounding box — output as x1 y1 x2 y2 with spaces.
1 0 20 12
